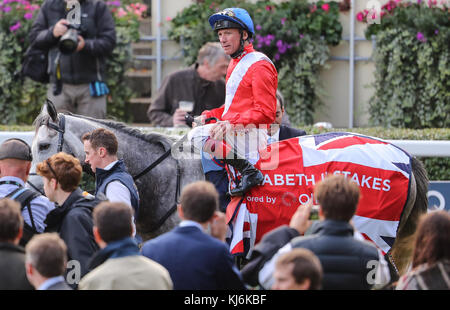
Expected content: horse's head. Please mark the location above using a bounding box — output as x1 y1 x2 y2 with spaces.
27 100 94 193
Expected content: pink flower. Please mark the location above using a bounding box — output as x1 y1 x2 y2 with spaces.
416 32 427 42
165 16 172 22
321 3 330 12
9 21 21 32
24 12 33 19
356 12 364 21
280 17 286 25
116 7 127 18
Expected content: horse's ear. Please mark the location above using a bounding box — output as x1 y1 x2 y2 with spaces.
44 99 58 122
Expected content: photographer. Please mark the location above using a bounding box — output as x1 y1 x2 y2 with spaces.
29 0 116 118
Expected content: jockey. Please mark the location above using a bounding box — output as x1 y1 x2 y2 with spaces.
188 7 278 196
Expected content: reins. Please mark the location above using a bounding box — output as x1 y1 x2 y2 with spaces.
133 134 190 234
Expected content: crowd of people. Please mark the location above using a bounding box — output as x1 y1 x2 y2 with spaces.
1 160 449 290
0 4 448 291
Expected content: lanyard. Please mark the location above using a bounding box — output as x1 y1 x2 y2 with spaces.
0 180 23 188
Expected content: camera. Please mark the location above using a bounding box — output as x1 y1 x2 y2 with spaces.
59 24 81 54
309 205 320 221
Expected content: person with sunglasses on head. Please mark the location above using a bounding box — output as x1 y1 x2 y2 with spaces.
0 139 54 246
36 152 102 286
188 7 278 197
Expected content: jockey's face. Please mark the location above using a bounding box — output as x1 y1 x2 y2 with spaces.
83 140 102 173
218 28 246 55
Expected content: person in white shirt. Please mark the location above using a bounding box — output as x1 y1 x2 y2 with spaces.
82 128 139 214
82 128 140 238
0 138 54 243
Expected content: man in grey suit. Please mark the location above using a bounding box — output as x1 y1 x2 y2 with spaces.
25 233 72 290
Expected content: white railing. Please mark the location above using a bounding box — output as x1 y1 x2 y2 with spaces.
1 131 448 158
386 140 450 157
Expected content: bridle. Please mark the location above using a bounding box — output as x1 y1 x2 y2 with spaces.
27 114 72 194
28 113 182 234
46 113 72 154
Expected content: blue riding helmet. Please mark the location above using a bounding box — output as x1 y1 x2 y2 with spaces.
208 8 255 37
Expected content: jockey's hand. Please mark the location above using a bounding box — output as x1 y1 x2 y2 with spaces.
209 211 227 242
173 108 187 127
289 201 314 235
53 19 69 38
192 115 206 128
210 120 232 141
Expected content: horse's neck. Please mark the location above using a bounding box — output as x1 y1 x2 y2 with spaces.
68 116 171 174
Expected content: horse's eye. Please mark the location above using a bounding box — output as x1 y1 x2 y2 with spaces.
39 143 50 152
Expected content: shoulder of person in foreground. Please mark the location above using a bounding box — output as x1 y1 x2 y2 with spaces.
78 255 173 290
241 225 300 286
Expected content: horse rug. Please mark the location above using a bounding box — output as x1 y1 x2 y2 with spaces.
225 132 412 259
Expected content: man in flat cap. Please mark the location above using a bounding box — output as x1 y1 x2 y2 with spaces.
0 138 54 245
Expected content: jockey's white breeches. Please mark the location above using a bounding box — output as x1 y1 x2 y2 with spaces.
188 124 268 165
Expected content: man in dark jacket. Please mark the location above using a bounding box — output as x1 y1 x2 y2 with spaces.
147 42 229 127
141 181 246 290
0 199 34 290
29 0 116 118
242 175 389 290
37 152 101 282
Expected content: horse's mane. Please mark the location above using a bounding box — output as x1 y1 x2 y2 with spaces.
35 112 175 152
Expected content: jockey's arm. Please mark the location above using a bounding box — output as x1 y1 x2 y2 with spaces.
202 105 224 122
232 61 278 126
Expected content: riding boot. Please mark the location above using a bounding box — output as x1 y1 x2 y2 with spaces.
223 156 264 196
203 138 263 196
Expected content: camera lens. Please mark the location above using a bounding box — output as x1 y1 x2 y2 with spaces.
59 29 78 54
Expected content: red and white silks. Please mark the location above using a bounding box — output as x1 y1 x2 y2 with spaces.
189 44 276 161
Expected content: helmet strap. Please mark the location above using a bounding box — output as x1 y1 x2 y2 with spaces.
230 30 245 59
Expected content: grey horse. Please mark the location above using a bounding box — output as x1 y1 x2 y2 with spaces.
28 101 204 240
29 101 428 276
